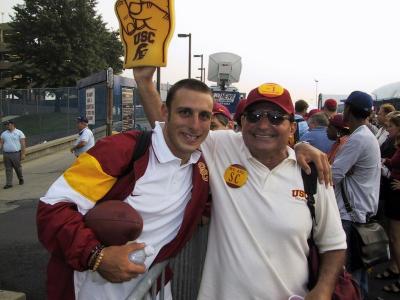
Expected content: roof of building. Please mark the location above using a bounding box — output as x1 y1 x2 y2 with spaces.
371 81 400 101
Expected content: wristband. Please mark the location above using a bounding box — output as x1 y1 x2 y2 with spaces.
88 244 105 270
92 249 104 272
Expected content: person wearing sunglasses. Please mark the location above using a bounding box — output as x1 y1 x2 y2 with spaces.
133 67 344 300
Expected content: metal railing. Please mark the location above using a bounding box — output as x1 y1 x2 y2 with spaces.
127 261 169 300
127 224 209 300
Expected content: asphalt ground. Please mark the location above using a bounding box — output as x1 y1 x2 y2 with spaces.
0 150 398 300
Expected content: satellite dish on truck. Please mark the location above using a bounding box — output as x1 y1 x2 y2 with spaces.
208 52 242 90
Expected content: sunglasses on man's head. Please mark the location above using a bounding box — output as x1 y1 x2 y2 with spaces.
244 110 292 125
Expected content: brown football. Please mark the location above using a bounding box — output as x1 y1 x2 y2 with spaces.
84 200 143 246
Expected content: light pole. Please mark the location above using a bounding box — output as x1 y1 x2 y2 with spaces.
178 33 192 78
193 54 204 82
314 79 319 107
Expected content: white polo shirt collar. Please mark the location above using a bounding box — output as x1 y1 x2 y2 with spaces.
152 121 201 165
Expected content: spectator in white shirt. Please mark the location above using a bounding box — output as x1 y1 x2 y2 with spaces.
71 116 95 157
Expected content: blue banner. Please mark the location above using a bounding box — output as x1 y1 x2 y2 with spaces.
212 91 241 113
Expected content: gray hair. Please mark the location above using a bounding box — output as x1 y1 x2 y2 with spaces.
308 112 329 127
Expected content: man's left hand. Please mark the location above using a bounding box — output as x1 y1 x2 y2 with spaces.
305 288 331 300
21 153 25 160
294 142 332 186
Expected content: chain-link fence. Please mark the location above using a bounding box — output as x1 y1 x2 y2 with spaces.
0 86 155 148
1 87 80 146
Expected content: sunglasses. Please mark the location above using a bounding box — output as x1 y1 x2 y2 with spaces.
244 110 292 125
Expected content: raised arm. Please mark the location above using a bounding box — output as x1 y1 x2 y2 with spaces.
133 67 164 128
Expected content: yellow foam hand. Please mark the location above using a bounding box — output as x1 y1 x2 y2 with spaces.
115 0 175 68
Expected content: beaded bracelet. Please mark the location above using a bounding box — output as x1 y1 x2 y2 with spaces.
92 249 104 272
88 244 105 270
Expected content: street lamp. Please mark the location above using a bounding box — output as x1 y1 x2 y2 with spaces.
178 33 192 78
193 54 204 82
314 79 319 107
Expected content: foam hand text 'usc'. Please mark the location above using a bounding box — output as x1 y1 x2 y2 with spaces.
115 0 175 68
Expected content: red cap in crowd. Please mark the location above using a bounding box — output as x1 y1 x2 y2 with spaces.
213 102 232 120
329 113 348 129
243 83 294 114
234 99 247 124
324 99 338 110
307 108 321 119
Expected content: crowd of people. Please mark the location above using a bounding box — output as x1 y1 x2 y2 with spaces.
292 95 400 298
1 67 390 300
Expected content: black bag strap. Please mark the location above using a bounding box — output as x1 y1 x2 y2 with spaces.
122 130 152 178
301 163 318 235
340 180 354 214
340 180 375 223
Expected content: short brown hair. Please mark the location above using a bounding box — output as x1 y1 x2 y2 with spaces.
295 99 309 113
166 79 212 110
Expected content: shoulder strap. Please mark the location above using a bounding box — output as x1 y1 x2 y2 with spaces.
301 163 318 229
340 180 353 213
122 130 152 178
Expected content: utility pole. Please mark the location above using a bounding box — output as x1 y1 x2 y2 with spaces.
106 67 114 136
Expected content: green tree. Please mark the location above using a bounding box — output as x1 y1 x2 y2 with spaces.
8 0 123 88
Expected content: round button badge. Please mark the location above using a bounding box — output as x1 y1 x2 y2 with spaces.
224 164 248 188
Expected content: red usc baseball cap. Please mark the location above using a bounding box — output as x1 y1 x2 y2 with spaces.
244 83 294 115
213 102 232 120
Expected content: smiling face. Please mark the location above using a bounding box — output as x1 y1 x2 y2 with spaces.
241 102 295 164
162 88 213 162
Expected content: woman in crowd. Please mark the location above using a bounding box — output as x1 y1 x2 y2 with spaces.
381 112 400 294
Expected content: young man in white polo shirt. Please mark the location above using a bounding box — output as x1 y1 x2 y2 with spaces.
134 67 346 300
37 79 214 300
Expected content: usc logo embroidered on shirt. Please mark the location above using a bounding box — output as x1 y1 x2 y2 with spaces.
198 162 209 182
292 189 308 202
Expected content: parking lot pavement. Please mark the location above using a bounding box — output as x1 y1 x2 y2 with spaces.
0 149 74 213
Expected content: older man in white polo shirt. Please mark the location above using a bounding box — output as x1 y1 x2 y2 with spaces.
1 120 26 189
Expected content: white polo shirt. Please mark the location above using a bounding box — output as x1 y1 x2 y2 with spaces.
70 122 201 300
73 127 95 156
1 129 25 152
198 130 346 300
